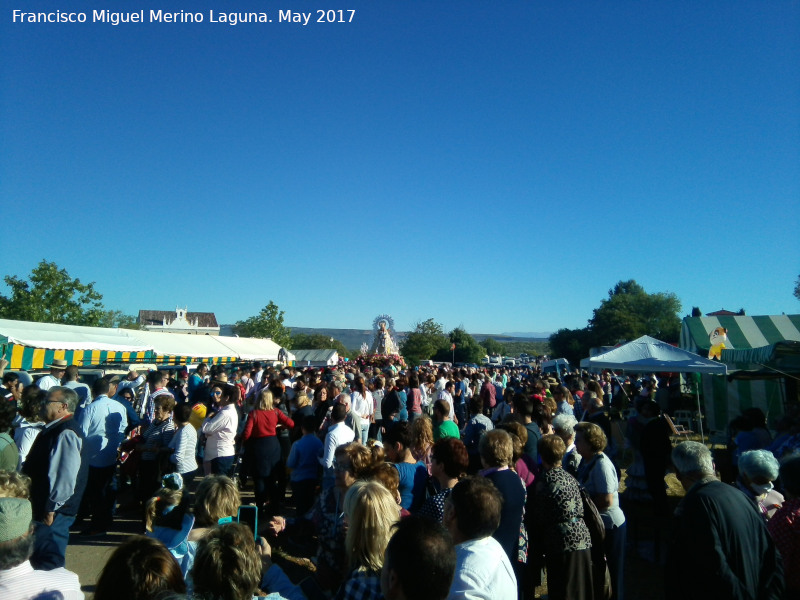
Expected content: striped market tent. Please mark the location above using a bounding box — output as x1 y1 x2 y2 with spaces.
0 318 154 369
0 318 283 370
680 314 800 431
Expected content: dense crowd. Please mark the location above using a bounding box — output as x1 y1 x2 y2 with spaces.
0 356 795 600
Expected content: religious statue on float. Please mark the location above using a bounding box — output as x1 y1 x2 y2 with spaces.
370 315 398 355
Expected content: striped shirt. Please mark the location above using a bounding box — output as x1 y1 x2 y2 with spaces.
0 560 83 600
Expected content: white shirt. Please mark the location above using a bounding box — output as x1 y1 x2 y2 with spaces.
201 404 238 460
320 422 355 469
282 378 296 401
0 560 83 600
35 374 60 391
13 421 43 469
351 391 374 420
447 536 517 600
437 390 455 421
169 424 199 474
117 374 145 393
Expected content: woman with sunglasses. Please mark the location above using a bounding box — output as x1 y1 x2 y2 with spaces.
137 394 176 503
201 383 239 476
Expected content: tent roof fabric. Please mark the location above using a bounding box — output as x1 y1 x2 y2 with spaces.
585 335 727 374
680 314 800 354
0 318 151 352
0 318 283 363
292 349 338 363
212 336 287 362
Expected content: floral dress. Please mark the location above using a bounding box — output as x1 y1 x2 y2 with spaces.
534 467 591 554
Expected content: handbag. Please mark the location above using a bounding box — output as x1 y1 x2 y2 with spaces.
578 473 612 600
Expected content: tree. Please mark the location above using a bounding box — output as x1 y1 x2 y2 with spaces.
434 328 485 364
290 333 351 359
99 310 141 329
795 275 800 302
548 279 682 365
0 260 106 326
481 337 504 356
400 319 448 366
589 280 681 345
233 301 292 348
548 327 594 367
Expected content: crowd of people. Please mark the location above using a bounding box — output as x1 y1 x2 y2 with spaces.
0 355 795 599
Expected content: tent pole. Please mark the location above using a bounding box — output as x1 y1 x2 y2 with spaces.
695 377 705 444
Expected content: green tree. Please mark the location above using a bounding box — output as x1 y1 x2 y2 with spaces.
795 275 800 302
501 341 551 357
290 333 351 359
233 301 292 348
434 328 485 364
481 337 504 356
99 310 141 329
400 318 448 366
548 327 595 366
549 280 681 365
589 280 681 345
0 260 106 326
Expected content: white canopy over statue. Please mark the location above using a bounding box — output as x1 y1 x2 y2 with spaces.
370 314 398 355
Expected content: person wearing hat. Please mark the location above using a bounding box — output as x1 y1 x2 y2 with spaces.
35 359 68 391
116 366 145 397
0 496 83 599
22 386 90 568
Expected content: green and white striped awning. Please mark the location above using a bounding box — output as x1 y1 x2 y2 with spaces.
680 314 800 356
680 315 800 430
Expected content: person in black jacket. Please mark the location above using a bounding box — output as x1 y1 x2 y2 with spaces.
667 441 783 600
22 386 89 567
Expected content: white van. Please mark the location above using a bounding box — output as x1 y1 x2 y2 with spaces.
542 358 570 379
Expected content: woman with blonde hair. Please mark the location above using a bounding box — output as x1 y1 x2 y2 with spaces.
189 475 241 541
242 388 294 514
410 413 435 475
334 480 400 600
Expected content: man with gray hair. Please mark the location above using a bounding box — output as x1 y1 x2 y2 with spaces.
666 441 783 600
337 392 362 441
552 413 580 476
21 386 90 568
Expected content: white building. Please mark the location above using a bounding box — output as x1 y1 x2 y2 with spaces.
138 307 220 335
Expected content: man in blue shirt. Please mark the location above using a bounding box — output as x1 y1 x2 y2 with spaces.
76 377 127 535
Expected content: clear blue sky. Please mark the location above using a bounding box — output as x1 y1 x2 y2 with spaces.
2 1 798 334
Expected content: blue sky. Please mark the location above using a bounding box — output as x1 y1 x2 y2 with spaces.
2 1 799 334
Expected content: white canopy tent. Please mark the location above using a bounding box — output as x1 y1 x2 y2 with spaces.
581 335 727 441
583 335 728 375
211 335 291 363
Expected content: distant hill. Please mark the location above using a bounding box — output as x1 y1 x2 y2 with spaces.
288 327 549 351
500 331 553 339
220 325 550 351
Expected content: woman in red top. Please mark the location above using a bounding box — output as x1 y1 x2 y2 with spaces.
242 388 294 515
